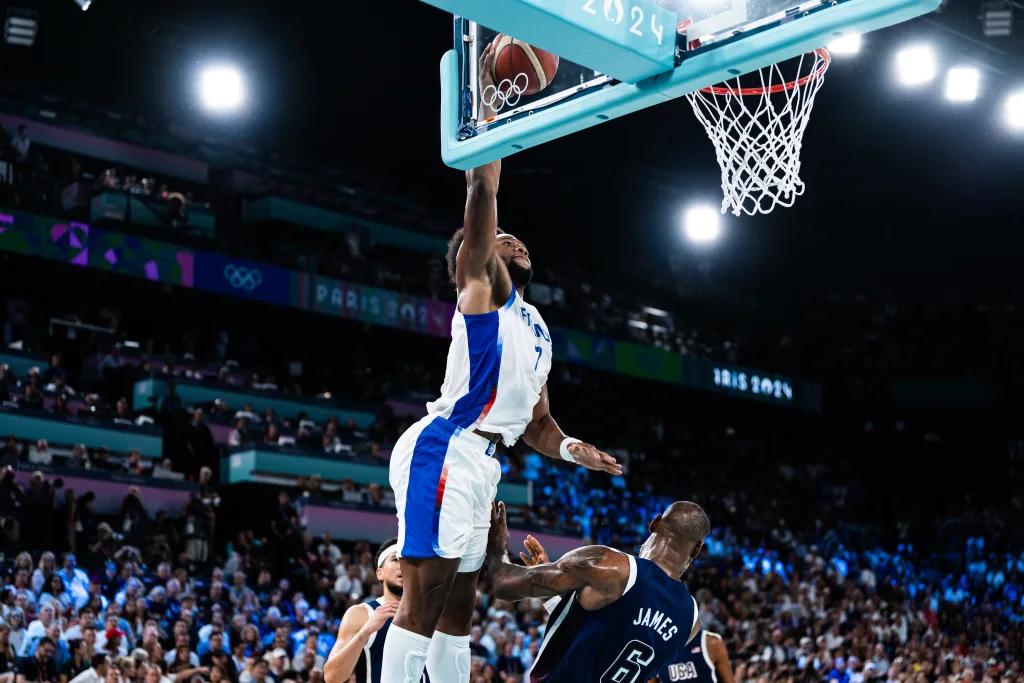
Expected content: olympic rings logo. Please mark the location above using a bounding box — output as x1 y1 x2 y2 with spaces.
481 72 530 113
223 264 263 291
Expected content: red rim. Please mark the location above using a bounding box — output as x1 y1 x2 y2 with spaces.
699 48 831 96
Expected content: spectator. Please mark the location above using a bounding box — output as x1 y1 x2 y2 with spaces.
162 634 196 675
185 411 215 478
14 636 57 683
121 452 145 478
227 421 248 449
67 654 106 683
60 641 91 683
264 649 286 683
4 610 25 654
0 624 16 679
237 658 268 683
110 401 133 427
197 634 234 683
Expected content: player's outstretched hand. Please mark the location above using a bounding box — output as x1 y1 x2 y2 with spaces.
567 442 624 476
488 501 510 560
519 535 549 567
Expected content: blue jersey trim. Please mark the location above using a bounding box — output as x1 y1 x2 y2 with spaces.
400 417 453 558
448 307 502 428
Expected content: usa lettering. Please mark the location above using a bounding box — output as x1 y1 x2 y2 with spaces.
667 661 698 680
631 607 678 642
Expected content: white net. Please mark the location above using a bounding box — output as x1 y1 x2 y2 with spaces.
686 49 831 217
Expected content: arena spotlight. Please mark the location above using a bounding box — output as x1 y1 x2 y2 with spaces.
683 205 722 245
944 67 981 103
72 0 92 10
1004 90 1024 132
197 64 245 114
894 44 938 87
827 33 862 56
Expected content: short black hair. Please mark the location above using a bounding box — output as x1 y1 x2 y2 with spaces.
445 228 464 284
91 653 108 669
37 636 56 650
662 501 711 543
374 537 399 567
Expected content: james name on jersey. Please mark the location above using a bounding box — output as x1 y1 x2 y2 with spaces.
631 607 680 642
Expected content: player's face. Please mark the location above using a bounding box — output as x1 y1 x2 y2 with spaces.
377 553 403 596
496 236 533 286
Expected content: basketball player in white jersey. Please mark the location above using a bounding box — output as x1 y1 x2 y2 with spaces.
379 39 622 683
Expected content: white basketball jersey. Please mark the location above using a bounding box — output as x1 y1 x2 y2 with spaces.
426 288 553 446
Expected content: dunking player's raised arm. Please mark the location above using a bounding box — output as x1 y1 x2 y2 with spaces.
454 43 511 315
523 384 623 476
458 159 499 281
486 501 629 609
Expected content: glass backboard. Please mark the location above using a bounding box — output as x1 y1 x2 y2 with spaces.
436 0 940 169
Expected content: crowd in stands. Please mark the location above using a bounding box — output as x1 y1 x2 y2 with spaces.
2 315 1023 681
0 444 1020 683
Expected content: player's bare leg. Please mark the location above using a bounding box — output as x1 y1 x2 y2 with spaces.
379 556 459 683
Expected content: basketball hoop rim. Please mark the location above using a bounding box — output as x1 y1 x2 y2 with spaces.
698 48 831 97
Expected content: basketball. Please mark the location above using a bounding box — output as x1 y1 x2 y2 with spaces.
492 35 559 96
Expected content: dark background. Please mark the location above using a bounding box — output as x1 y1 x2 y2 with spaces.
2 0 1022 308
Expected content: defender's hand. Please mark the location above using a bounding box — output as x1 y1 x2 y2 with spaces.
519 535 549 566
488 501 510 559
568 442 623 476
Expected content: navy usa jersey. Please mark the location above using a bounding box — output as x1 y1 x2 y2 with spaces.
353 599 428 683
529 553 698 683
659 631 719 683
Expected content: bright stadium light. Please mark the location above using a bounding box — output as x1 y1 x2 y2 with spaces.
1004 90 1024 132
945 67 981 103
683 205 721 245
828 33 862 56
198 64 246 114
894 44 938 87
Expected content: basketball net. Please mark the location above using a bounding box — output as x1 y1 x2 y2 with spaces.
686 48 831 217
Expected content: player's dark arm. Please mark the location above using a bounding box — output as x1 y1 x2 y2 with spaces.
523 384 622 475
457 159 501 287
706 634 735 683
486 501 627 604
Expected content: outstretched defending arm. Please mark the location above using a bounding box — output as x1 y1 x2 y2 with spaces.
523 384 623 476
486 502 629 609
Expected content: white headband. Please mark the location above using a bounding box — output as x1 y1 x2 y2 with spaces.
377 545 399 568
456 231 521 259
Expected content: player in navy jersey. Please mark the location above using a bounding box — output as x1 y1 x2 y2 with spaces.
324 539 426 683
486 500 710 683
653 630 735 683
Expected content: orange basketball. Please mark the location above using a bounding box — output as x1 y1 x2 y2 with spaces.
492 35 559 97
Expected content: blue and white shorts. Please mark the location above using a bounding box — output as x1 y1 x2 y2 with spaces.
389 414 503 573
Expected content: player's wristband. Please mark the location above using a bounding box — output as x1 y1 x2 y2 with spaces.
559 437 582 463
